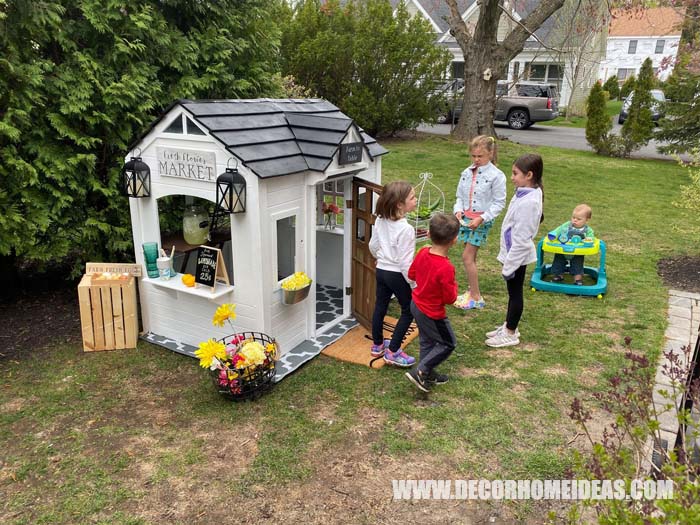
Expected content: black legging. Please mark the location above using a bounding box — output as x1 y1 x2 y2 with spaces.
505 265 528 331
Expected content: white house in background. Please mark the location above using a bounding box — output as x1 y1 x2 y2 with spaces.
599 7 684 83
397 0 605 109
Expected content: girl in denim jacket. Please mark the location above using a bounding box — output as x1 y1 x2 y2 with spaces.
452 135 506 310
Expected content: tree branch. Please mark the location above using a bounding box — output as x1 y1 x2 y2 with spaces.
499 0 567 62
444 0 472 52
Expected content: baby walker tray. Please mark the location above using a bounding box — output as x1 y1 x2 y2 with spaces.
530 233 608 297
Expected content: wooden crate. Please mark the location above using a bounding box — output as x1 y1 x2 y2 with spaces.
77 274 138 352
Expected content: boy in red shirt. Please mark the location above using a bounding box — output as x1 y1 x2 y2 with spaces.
405 213 460 392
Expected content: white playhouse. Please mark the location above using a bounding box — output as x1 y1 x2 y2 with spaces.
124 99 387 375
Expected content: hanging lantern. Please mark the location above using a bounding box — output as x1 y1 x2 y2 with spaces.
216 158 246 214
121 150 151 198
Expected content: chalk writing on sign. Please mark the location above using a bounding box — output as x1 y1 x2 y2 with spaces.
195 246 218 288
339 142 363 165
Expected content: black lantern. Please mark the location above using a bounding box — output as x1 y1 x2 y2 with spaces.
216 159 246 213
121 150 151 198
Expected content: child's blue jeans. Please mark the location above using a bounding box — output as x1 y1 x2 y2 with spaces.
551 254 584 276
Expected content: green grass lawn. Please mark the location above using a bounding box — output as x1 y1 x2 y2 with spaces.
540 100 623 128
0 136 694 523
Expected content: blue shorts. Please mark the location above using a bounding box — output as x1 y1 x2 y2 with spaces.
458 219 494 246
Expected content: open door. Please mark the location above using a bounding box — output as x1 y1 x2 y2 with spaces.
350 178 383 330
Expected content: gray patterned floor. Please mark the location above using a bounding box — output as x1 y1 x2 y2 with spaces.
316 283 344 329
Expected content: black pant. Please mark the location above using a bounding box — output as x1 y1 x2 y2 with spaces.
371 268 413 352
505 265 528 331
410 301 456 375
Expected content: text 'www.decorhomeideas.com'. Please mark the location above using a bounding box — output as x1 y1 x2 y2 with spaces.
391 479 674 501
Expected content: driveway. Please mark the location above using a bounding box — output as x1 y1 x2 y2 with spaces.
417 122 687 162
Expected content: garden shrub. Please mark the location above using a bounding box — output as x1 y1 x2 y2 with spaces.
585 81 611 154
602 75 620 100
620 75 636 100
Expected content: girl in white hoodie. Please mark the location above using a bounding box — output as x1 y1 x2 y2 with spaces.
369 181 418 367
486 154 544 348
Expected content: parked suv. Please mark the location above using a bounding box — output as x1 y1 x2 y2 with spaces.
437 80 560 129
617 89 666 124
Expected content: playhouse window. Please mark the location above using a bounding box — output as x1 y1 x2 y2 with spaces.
319 180 345 227
276 215 297 281
163 114 207 136
157 195 234 283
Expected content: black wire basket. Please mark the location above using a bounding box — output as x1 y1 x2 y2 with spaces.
210 331 278 402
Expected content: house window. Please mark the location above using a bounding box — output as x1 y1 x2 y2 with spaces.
524 63 564 91
512 62 520 80
276 215 297 281
628 40 638 54
451 61 464 80
655 40 665 54
617 68 636 81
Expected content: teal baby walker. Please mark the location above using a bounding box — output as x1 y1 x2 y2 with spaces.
530 230 608 298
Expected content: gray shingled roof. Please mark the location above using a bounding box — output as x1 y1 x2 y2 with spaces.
396 0 556 46
167 99 388 179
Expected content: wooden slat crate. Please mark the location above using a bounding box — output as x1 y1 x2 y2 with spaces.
77 274 138 351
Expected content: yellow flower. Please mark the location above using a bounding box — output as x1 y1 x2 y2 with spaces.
281 272 312 291
195 339 227 368
238 341 267 367
212 303 236 327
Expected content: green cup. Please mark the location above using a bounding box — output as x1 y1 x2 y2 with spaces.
143 242 160 278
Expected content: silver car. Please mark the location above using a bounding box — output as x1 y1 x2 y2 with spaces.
618 89 666 124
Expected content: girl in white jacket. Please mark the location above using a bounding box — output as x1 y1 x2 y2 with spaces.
486 154 544 348
368 181 418 367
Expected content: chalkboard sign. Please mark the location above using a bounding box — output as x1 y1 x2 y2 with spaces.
195 246 230 292
339 142 363 165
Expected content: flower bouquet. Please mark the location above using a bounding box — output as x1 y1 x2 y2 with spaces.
280 271 312 305
322 202 342 229
196 304 278 401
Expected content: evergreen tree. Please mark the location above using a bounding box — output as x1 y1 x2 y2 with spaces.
585 81 612 154
281 0 452 136
620 74 636 100
602 76 620 100
657 1 700 154
621 58 655 156
0 0 282 279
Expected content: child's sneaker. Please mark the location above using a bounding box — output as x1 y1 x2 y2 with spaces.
463 297 486 310
405 368 430 393
485 323 520 339
485 331 520 348
452 292 469 309
370 338 391 358
551 275 563 282
384 350 415 368
574 279 584 286
427 371 449 385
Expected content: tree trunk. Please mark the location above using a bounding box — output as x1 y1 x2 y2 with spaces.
454 54 503 141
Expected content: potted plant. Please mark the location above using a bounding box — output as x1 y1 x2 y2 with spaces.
280 271 312 305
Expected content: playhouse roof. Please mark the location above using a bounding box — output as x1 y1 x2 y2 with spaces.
137 98 388 179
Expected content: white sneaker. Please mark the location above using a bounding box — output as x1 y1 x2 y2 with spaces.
485 331 520 348
485 323 520 339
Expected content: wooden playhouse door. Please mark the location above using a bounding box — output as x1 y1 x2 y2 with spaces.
351 178 383 330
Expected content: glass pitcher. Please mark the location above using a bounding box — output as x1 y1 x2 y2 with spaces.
183 204 210 245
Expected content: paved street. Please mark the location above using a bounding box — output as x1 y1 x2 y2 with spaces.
417 121 688 162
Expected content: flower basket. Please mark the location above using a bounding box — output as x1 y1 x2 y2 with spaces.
209 331 278 402
282 283 311 305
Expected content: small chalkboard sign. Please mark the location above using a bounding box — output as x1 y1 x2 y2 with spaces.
195 246 230 293
339 142 363 165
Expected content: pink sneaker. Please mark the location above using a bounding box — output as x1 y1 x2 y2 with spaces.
370 338 391 357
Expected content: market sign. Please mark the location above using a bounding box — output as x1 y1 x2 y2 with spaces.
157 147 217 182
339 142 363 165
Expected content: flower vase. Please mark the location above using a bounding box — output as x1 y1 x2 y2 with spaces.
324 213 336 230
